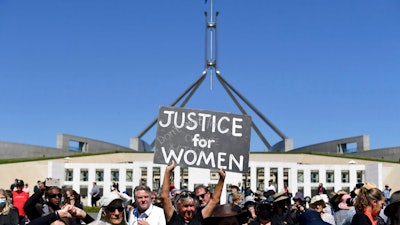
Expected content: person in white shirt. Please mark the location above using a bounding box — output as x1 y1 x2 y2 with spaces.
128 185 165 225
265 179 276 193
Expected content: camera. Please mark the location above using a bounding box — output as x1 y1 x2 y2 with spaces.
346 197 355 206
45 178 61 187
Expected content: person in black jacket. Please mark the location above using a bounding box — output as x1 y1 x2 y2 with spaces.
0 188 19 225
27 204 94 225
24 181 62 221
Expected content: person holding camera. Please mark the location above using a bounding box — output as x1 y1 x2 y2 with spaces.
290 192 306 225
23 179 63 221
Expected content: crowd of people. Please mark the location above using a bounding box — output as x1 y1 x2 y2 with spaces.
1 168 400 225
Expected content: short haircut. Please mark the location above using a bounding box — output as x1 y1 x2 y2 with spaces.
134 185 151 198
194 184 209 193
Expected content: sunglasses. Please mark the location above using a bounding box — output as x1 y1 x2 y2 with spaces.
48 193 62 199
178 191 196 200
106 206 124 213
196 192 207 200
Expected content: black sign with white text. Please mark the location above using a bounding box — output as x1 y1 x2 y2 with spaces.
154 106 251 173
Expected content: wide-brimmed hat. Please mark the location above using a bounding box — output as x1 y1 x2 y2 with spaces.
293 192 305 201
355 182 377 195
273 192 289 203
310 195 324 204
263 190 275 198
230 185 240 191
310 195 325 209
204 204 247 225
384 190 400 217
338 194 352 210
244 196 255 203
99 192 123 207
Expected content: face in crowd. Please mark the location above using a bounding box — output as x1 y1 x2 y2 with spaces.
371 197 385 217
134 186 151 213
195 186 210 207
176 191 197 223
104 199 124 225
47 187 62 208
151 192 157 205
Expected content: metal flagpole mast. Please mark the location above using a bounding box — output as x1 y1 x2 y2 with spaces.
135 0 289 152
205 0 218 90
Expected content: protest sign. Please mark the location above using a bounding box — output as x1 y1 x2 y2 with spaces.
154 106 251 173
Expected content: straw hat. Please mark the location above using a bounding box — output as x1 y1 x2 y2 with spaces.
355 182 377 195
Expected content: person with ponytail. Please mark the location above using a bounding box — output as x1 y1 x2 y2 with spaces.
351 182 386 225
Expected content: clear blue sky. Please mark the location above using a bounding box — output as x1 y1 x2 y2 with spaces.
1 1 400 151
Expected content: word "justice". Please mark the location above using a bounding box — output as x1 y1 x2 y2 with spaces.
158 110 244 137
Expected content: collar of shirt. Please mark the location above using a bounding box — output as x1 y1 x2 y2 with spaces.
134 204 153 219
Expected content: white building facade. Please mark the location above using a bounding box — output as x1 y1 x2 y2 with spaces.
49 159 379 206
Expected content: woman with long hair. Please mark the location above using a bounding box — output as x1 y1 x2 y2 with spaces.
351 185 386 225
0 188 19 225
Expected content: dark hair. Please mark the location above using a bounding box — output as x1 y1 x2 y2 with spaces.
194 184 209 193
64 188 81 205
134 185 152 198
45 186 61 198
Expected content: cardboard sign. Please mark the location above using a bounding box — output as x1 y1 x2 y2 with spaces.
154 106 251 173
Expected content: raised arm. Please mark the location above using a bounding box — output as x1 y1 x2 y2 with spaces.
201 168 226 218
160 160 176 222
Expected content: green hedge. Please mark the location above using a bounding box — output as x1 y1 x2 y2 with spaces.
84 206 101 212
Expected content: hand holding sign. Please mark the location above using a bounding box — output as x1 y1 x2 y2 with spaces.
154 106 251 173
218 168 226 181
166 160 176 173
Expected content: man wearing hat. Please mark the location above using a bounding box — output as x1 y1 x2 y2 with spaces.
12 179 29 225
98 192 129 225
271 192 293 225
309 195 335 225
290 192 306 225
384 185 392 205
384 190 400 225
227 185 240 204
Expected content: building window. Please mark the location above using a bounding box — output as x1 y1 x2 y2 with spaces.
80 170 88 182
242 168 251 186
140 167 147 186
256 167 265 191
311 171 319 183
326 171 334 183
96 170 104 182
126 169 133 182
357 170 364 183
65 169 73 182
111 170 119 181
297 170 304 183
80 185 88 198
152 167 160 191
181 167 189 188
341 170 349 183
